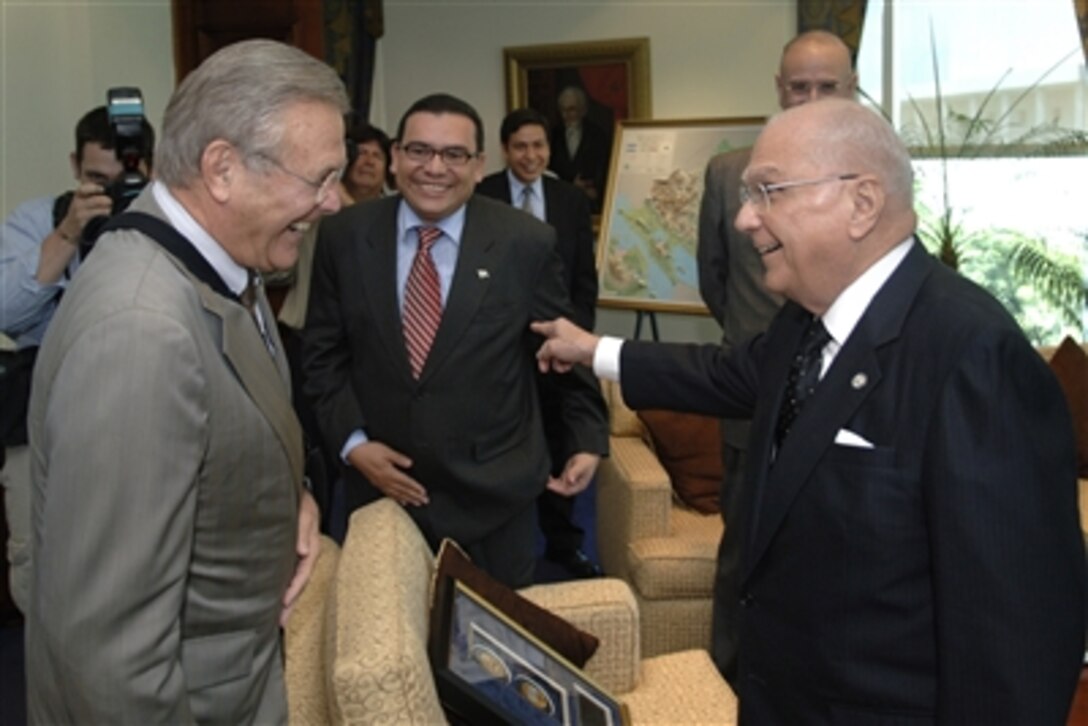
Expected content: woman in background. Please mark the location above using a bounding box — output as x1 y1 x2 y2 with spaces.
339 122 393 204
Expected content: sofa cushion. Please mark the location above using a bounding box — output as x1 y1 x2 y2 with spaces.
519 578 640 695
434 539 599 667
619 649 738 723
629 535 719 600
1047 336 1088 477
637 409 723 513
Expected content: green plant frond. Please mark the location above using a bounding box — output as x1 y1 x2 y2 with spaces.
980 47 1082 147
906 41 1085 159
905 94 938 150
856 87 893 124
903 35 1086 337
959 68 1013 153
927 23 948 160
1010 241 1088 320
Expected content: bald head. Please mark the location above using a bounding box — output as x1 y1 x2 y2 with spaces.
766 98 914 213
736 99 916 314
777 30 857 109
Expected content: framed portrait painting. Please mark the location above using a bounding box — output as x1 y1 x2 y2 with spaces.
503 38 651 214
596 117 766 314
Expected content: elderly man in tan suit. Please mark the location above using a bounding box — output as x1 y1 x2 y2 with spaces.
26 40 348 724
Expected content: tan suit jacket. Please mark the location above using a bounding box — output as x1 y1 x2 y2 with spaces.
26 190 304 724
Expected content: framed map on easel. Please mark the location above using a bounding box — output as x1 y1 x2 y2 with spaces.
596 117 764 314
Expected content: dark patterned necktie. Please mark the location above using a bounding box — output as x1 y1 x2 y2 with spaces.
775 316 830 447
402 226 442 379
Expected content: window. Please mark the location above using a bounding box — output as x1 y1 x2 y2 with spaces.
858 0 1088 344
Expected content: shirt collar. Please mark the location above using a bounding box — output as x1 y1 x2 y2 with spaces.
506 170 543 202
152 181 250 296
397 199 466 247
821 236 914 348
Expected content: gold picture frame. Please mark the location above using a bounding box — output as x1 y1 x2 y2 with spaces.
503 37 652 118
503 38 652 215
596 117 766 314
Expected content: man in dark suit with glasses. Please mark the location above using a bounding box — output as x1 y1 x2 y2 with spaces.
303 94 608 588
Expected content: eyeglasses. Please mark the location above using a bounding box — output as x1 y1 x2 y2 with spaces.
739 173 859 211
252 151 343 205
398 142 478 167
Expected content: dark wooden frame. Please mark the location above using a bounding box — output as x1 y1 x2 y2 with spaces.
429 576 629 725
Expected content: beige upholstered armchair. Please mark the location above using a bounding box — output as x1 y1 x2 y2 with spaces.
596 378 724 658
285 498 737 725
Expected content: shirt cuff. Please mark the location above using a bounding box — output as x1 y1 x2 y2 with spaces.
341 429 369 463
593 336 624 381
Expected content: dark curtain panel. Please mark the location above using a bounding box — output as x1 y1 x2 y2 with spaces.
1075 0 1088 65
324 0 384 123
796 0 869 65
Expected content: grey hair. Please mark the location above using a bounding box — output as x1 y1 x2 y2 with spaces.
772 99 914 207
155 39 350 186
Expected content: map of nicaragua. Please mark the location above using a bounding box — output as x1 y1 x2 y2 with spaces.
600 125 758 307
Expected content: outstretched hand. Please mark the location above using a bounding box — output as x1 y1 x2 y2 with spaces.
530 318 600 374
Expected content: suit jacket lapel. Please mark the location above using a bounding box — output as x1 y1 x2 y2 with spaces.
205 285 304 482
499 177 514 205
542 177 559 223
744 241 935 577
132 193 304 484
357 200 410 378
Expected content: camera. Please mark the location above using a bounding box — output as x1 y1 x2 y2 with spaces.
81 87 152 249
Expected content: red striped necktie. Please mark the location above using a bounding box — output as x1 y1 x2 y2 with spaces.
403 226 443 378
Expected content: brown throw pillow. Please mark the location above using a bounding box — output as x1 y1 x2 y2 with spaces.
432 539 599 667
637 409 723 514
1048 337 1088 477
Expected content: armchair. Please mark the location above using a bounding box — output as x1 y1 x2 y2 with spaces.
286 498 737 725
596 378 723 658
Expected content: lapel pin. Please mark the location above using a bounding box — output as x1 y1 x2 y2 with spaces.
477 269 490 279
851 372 868 390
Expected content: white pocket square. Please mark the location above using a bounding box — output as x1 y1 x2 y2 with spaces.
834 428 874 448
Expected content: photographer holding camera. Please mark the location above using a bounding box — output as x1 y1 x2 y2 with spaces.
0 103 154 614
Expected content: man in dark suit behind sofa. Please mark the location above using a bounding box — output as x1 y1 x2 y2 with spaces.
533 98 1086 724
303 94 607 588
476 107 604 579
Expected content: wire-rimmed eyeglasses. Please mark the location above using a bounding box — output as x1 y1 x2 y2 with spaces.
398 141 479 167
252 151 343 206
739 173 859 211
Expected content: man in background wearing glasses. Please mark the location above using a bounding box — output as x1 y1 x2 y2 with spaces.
696 28 858 683
26 40 347 723
303 93 607 588
533 98 1084 724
